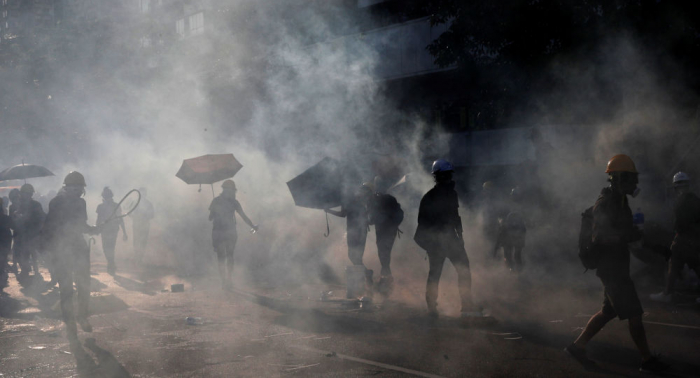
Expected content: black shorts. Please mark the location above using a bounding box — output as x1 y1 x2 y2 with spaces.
600 275 644 320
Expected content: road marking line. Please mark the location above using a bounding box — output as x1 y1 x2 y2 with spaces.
644 321 700 330
294 345 447 378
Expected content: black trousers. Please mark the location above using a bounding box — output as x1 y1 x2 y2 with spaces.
426 236 472 311
376 223 398 277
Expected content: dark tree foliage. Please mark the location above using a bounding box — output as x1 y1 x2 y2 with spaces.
402 0 700 127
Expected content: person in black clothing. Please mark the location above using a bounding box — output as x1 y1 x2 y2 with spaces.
42 171 101 343
566 155 668 373
8 189 20 274
209 180 257 290
0 198 14 293
14 184 45 281
326 183 374 291
650 172 700 302
415 159 481 318
96 187 127 275
368 176 403 295
493 188 527 272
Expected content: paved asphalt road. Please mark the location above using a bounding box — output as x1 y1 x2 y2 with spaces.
1 251 699 378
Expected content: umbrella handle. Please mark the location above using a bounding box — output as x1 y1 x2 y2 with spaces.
323 211 330 238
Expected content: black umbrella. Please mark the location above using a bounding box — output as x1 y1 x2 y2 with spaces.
0 162 54 183
287 157 344 209
287 157 345 236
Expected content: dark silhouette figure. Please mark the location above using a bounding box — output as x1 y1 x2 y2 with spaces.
415 159 480 318
42 171 100 344
96 187 127 275
209 180 257 290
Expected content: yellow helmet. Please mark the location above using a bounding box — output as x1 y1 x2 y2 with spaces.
605 154 637 174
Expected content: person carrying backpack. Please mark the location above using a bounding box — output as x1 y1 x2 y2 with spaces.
368 176 403 295
650 172 700 303
566 155 669 373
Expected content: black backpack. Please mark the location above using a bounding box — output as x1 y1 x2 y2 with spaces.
578 206 599 271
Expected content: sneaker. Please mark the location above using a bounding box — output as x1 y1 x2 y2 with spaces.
565 343 594 366
649 292 672 303
77 318 93 333
639 356 670 373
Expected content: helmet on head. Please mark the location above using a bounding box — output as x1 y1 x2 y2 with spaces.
102 187 113 198
605 154 637 174
673 172 690 185
483 181 495 191
221 180 236 190
431 159 454 174
361 181 375 192
20 184 35 194
64 171 86 187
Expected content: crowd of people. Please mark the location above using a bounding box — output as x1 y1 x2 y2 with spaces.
0 172 154 345
1 151 698 373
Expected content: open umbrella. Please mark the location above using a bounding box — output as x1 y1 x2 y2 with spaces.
176 154 243 194
286 157 344 209
287 157 345 237
0 162 54 183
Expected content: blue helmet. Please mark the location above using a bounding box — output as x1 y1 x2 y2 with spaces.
431 159 454 174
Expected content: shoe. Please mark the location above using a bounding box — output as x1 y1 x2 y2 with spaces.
77 318 93 333
649 292 672 303
377 276 394 296
565 343 594 366
427 306 439 319
639 356 670 373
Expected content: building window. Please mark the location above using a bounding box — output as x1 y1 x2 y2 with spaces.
189 12 203 35
176 18 185 38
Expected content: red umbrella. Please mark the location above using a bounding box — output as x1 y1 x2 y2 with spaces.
176 154 243 194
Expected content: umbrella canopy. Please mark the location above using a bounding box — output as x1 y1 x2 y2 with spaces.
0 163 54 181
176 154 243 185
287 157 344 209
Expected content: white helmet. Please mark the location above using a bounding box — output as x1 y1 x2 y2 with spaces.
673 172 690 185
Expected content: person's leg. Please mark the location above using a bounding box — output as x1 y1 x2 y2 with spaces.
74 250 91 329
226 232 237 287
514 247 523 271
664 249 683 295
426 252 446 313
0 246 8 290
628 315 652 360
574 310 616 347
54 255 78 339
213 235 226 288
447 240 474 312
101 233 117 274
503 245 514 269
376 225 396 278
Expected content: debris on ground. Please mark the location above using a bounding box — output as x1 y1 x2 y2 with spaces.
185 317 203 325
171 284 185 292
